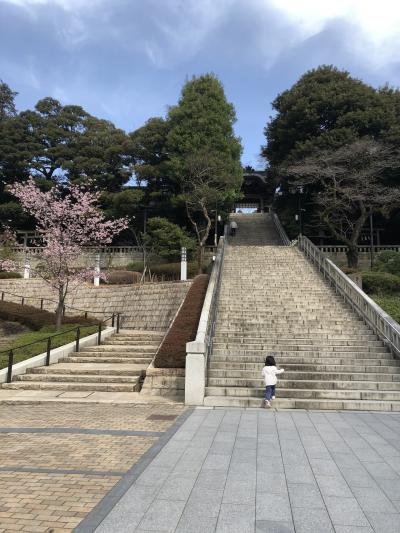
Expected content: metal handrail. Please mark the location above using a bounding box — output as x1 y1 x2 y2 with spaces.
1 313 120 384
205 237 226 382
298 234 400 358
271 211 291 245
0 289 111 317
318 245 400 253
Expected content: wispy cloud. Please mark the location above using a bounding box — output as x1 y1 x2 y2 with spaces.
2 0 400 165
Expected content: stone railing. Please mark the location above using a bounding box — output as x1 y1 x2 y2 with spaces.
185 236 226 405
318 245 400 254
299 235 400 358
271 211 291 245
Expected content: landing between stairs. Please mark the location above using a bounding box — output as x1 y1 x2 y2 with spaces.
0 329 182 404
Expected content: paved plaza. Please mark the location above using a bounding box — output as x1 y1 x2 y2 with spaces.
0 402 186 532
3 406 400 532
82 408 400 533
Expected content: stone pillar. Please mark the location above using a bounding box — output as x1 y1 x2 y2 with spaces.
23 256 30 279
94 253 100 287
185 340 205 405
181 247 187 281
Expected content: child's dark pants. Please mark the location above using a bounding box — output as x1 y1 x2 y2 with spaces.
265 385 276 400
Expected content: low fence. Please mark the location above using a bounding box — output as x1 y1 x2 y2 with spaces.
4 245 217 270
299 235 400 358
317 245 400 269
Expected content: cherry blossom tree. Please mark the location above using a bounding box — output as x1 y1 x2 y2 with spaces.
0 178 128 329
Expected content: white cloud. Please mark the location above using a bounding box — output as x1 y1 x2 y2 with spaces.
268 0 400 63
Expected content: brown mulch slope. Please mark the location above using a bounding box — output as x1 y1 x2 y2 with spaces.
0 301 98 330
154 274 209 368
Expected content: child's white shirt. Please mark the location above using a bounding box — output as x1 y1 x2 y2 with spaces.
262 365 284 386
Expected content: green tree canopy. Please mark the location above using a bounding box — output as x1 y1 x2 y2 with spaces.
0 80 17 123
166 74 243 270
263 65 396 168
143 217 196 261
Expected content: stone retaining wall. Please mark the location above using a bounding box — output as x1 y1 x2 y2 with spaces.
0 279 192 331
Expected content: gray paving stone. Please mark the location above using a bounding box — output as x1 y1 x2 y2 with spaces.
375 478 400 500
256 492 292 522
363 460 399 479
157 475 197 501
202 453 231 471
285 464 317 485
324 496 369 526
365 511 400 533
194 469 228 491
138 499 186 532
235 436 257 449
175 515 218 533
309 458 341 476
315 475 353 498
333 527 374 533
255 520 295 532
216 503 255 533
257 471 287 494
292 507 335 533
288 483 325 508
351 485 399 513
340 467 377 488
222 480 256 504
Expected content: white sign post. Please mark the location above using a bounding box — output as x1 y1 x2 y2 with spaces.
180 247 187 281
94 253 100 287
23 256 30 279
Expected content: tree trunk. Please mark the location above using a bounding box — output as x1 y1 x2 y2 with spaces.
346 245 359 269
56 286 64 331
197 244 204 274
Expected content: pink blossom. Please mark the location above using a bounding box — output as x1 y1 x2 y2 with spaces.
4 177 129 327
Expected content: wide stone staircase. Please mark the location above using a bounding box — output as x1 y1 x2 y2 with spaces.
204 213 400 410
2 330 164 393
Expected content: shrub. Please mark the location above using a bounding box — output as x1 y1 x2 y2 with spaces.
372 294 400 324
143 217 196 261
154 274 209 368
361 271 400 294
373 251 400 277
0 271 22 279
105 271 142 284
0 301 98 330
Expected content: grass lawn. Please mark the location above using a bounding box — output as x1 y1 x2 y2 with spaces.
0 323 98 370
371 294 400 324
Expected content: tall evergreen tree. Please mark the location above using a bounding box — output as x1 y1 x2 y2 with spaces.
167 74 243 270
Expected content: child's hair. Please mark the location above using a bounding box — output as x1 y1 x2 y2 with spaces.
265 354 276 366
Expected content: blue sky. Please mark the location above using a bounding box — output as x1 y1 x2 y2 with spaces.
1 0 400 168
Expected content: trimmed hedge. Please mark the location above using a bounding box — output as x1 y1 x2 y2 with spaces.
0 301 98 331
0 271 22 279
361 271 400 294
153 274 209 368
105 271 142 284
372 294 400 324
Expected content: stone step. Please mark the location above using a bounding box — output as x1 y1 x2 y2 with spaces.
28 363 146 376
15 373 141 384
205 386 400 401
209 362 400 373
211 354 395 364
213 345 387 354
88 345 157 352
213 338 383 347
60 356 152 364
203 395 400 411
208 371 400 384
213 333 377 341
106 339 161 345
2 381 138 392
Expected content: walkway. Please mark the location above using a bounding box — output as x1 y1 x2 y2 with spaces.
81 408 400 533
0 402 185 532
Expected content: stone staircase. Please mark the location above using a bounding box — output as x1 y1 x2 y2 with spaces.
2 330 164 393
204 213 400 410
229 212 282 245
